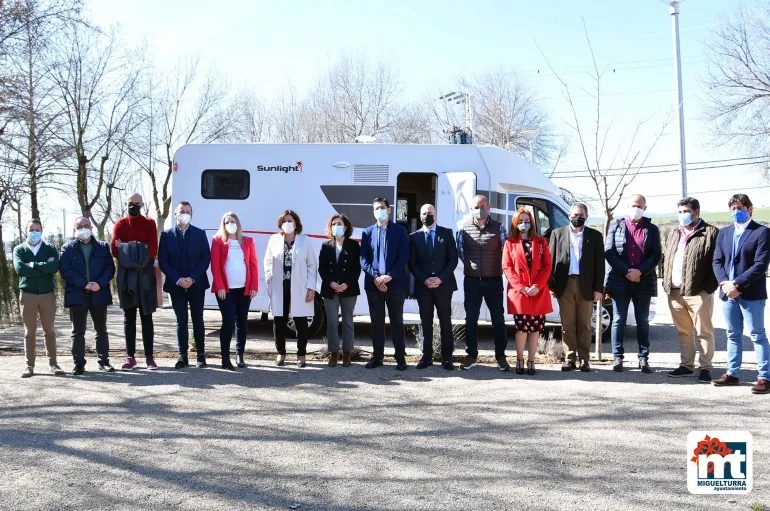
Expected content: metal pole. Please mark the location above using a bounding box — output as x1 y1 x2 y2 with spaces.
594 303 603 360
62 209 66 237
465 93 473 143
671 3 687 197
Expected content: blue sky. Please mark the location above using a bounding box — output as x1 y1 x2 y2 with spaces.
80 0 766 219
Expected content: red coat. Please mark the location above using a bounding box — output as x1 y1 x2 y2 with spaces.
502 237 553 316
210 235 259 295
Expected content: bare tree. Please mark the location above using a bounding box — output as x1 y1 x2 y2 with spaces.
537 20 672 235
383 101 434 144
226 88 271 143
705 1 770 178
49 25 145 224
311 52 403 142
127 58 230 233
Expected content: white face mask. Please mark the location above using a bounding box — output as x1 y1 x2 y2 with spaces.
76 228 91 241
225 223 238 234
282 222 295 235
177 213 191 225
629 207 645 221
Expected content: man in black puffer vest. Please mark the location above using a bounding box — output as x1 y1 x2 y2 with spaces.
456 195 508 371
661 197 719 383
605 194 661 374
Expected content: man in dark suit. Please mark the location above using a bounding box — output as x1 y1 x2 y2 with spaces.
158 201 211 369
711 193 770 394
548 202 604 372
360 197 410 370
409 204 458 370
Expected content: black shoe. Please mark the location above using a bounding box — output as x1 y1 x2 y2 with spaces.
639 359 652 374
561 360 577 372
442 361 455 370
579 361 591 372
21 366 33 378
613 359 624 372
98 362 115 372
236 354 246 369
221 359 236 371
72 365 85 375
668 366 694 378
365 358 383 369
196 355 207 368
497 357 511 372
416 358 433 369
698 369 712 384
174 356 189 369
396 360 408 371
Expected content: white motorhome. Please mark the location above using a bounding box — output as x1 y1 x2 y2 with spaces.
171 143 653 338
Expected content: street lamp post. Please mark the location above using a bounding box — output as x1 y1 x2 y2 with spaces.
438 91 473 143
664 0 688 198
520 130 542 165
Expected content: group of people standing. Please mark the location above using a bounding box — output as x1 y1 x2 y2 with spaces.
12 190 770 394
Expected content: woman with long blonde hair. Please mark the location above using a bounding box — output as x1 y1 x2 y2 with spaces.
210 212 259 370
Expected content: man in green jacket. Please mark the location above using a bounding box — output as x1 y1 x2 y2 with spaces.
13 219 65 378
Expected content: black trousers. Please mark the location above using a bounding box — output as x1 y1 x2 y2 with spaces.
417 287 454 362
124 306 154 357
70 299 109 366
367 286 407 361
274 279 309 356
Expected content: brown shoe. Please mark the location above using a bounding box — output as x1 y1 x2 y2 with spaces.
342 351 352 367
328 352 339 367
712 373 740 386
751 378 770 394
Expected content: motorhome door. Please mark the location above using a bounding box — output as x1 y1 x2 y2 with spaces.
437 172 476 231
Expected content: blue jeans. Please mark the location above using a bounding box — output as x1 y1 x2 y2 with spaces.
216 288 251 357
611 288 652 361
170 289 206 356
463 277 508 359
722 297 770 380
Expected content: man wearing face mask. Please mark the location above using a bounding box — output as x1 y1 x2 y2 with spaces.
455 194 508 370
60 217 116 374
111 193 159 371
360 197 410 370
159 201 212 369
604 194 661 373
712 194 770 394
661 197 719 383
13 219 65 378
408 204 459 370
547 203 605 372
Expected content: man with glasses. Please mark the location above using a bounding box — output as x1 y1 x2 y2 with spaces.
548 203 604 372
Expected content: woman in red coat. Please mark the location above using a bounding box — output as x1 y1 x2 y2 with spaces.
502 208 553 375
210 212 259 370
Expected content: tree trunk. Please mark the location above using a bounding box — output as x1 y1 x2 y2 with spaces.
26 19 39 219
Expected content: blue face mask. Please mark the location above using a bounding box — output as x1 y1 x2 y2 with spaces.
27 231 42 244
731 209 749 224
332 225 345 238
678 213 693 227
374 208 389 222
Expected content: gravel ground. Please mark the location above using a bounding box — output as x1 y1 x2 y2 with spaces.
0 281 768 510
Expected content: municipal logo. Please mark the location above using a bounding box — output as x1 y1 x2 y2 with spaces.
687 431 752 494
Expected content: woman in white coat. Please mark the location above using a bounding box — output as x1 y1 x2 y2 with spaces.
264 209 318 367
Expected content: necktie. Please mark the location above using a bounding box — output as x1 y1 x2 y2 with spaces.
378 227 386 276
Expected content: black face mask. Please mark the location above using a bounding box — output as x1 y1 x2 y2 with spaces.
421 214 435 227
128 203 141 217
570 216 586 228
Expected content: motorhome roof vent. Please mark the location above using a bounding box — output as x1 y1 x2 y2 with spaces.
353 164 389 184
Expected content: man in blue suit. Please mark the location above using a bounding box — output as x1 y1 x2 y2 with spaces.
158 201 211 369
60 217 116 374
360 197 410 370
712 193 770 394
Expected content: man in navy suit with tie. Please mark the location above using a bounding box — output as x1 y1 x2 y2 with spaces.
409 204 458 370
158 201 212 369
712 193 770 394
360 197 410 370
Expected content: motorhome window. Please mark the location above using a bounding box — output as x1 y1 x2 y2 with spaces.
535 208 551 235
491 192 505 210
552 206 569 229
201 170 250 200
492 213 506 226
